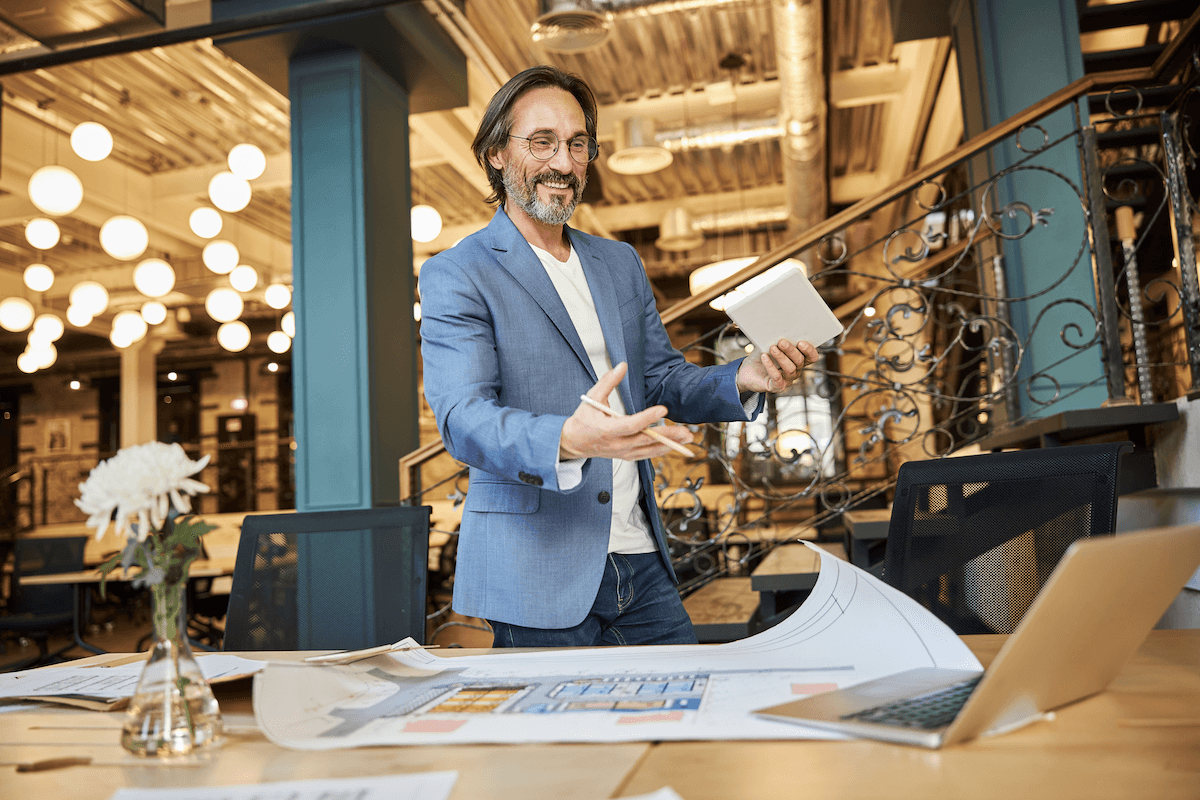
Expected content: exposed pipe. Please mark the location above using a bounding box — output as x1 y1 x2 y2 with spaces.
772 0 826 242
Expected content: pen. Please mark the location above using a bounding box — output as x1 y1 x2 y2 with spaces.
578 394 694 457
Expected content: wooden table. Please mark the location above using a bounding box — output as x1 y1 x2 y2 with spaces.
2 631 1199 800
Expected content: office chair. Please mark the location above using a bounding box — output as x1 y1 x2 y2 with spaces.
0 536 88 671
881 441 1130 634
223 506 432 651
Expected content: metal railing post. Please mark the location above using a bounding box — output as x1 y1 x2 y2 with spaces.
1160 110 1200 399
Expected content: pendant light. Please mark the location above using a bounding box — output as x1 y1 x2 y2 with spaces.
28 165 84 216
71 121 113 161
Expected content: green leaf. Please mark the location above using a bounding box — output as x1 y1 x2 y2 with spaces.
96 550 123 600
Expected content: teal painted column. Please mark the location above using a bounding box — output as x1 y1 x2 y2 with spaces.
289 48 419 511
951 0 1107 417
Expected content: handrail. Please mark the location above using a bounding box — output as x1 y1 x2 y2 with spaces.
399 8 1200 501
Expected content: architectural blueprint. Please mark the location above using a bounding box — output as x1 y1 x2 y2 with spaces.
254 544 982 748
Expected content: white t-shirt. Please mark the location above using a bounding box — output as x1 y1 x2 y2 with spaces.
530 243 657 555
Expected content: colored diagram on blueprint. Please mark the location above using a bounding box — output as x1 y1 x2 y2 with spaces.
254 545 982 749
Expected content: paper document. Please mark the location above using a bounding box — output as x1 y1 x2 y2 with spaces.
724 264 844 351
0 655 266 704
254 545 980 747
107 771 458 800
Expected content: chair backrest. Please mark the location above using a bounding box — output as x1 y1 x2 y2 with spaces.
222 506 431 651
8 536 88 615
881 442 1130 634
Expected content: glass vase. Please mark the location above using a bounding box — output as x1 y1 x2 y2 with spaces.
121 580 224 757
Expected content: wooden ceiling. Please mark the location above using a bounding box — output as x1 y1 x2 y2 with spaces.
0 0 957 380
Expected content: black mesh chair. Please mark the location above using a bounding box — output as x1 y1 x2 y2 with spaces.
881 441 1130 634
1 536 88 670
222 506 431 651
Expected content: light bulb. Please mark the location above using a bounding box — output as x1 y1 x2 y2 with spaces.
264 283 291 309
228 143 266 180
28 343 57 369
0 298 36 332
217 321 251 352
411 204 443 243
208 171 251 213
25 218 61 250
133 258 175 298
141 301 167 325
28 165 84 216
205 287 244 323
267 330 291 353
66 304 94 328
109 327 133 349
99 215 149 261
189 207 223 239
282 310 295 338
17 352 39 373
69 281 109 316
202 240 239 274
24 263 55 292
112 310 148 343
32 313 65 342
229 264 259 292
71 122 113 161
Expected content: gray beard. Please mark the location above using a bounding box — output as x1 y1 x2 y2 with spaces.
502 162 585 226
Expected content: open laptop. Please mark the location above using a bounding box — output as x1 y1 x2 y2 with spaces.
754 523 1200 748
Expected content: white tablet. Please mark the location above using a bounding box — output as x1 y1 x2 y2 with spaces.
723 264 844 353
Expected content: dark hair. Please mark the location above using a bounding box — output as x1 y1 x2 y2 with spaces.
471 65 598 207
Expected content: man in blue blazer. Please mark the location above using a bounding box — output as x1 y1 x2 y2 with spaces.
419 66 817 647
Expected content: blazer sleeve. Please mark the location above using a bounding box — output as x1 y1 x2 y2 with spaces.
418 250 585 493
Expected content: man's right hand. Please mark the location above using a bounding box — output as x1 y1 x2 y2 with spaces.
559 362 694 461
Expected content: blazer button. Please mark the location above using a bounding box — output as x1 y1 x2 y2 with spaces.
598 491 611 504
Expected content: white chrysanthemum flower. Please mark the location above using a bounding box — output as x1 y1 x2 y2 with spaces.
75 441 211 541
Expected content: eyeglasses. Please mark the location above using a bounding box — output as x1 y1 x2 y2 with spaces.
509 132 599 165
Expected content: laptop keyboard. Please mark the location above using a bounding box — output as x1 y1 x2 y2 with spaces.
840 676 983 730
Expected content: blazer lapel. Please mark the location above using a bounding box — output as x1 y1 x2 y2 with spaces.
487 209 593 378
571 229 635 411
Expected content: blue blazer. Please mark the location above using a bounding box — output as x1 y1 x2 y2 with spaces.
419 208 757 628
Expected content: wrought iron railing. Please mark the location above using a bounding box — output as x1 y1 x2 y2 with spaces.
403 11 1200 620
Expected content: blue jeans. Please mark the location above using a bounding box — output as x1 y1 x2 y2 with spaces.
488 552 697 647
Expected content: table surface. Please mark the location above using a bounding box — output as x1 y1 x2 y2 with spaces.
19 558 238 586
2 630 1199 800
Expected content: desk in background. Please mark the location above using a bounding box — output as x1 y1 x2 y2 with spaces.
2 630 1198 799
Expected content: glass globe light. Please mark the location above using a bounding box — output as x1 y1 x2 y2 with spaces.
413 302 421 322
189 207 223 239
217 320 251 352
24 263 55 292
69 281 110 316
229 264 259 292
109 327 134 349
281 310 295 338
32 313 65 342
264 283 291 309
29 343 57 370
228 143 266 181
267 330 291 353
141 301 167 325
17 352 39 374
202 240 239 274
113 310 148 343
411 204 443 243
0 298 36 332
71 121 113 161
28 165 84 216
208 171 251 213
99 215 149 261
25 218 61 250
205 287 244 323
133 258 175 298
66 304 94 328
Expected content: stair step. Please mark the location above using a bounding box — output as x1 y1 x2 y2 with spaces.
1079 0 1196 32
1088 84 1182 115
1097 126 1161 149
1084 44 1166 73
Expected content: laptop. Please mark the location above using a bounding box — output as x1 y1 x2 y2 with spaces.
753 523 1200 748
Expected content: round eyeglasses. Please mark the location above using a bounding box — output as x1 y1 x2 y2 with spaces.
509 133 599 165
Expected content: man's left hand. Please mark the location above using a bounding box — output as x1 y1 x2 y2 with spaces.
736 339 819 394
